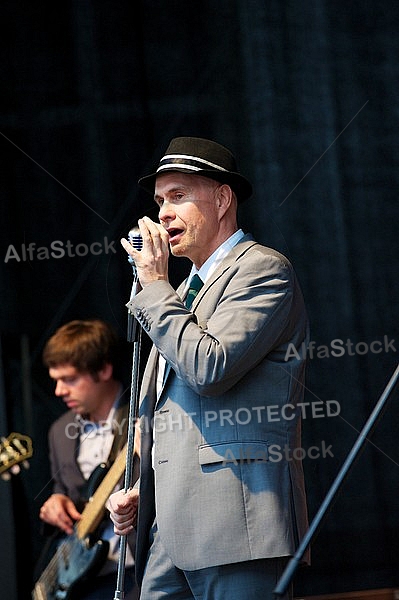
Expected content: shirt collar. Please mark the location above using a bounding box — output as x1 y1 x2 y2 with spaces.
188 229 245 285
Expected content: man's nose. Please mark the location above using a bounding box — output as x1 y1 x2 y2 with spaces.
158 200 175 222
55 380 67 396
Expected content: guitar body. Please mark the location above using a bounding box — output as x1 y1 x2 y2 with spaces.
33 534 109 600
32 445 130 600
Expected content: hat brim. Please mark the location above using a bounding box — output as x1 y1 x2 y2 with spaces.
138 168 252 203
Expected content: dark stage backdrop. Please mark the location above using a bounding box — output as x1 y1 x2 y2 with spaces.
1 2 398 598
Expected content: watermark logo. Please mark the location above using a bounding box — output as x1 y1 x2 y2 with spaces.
64 418 126 439
285 336 396 361
222 441 334 464
141 399 341 434
4 237 117 263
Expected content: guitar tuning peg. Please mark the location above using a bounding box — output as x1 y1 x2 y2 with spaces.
10 465 20 475
1 472 11 481
22 460 30 470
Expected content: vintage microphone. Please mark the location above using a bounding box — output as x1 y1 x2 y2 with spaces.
127 227 143 343
113 227 143 600
127 227 144 257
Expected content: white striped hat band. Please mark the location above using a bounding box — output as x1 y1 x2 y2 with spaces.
157 154 229 174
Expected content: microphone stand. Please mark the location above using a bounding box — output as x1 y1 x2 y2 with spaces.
113 260 142 600
274 362 399 597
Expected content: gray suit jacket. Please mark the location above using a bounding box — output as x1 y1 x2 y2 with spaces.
129 235 310 583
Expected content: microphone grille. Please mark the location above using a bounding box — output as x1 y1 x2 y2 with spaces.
128 228 143 251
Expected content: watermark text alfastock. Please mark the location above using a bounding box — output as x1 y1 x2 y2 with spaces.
4 237 117 263
222 441 334 464
285 335 396 361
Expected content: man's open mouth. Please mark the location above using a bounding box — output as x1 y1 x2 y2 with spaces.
167 228 184 243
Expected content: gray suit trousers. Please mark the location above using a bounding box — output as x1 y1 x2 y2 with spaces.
140 521 293 600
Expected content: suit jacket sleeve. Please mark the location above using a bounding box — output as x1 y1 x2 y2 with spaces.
128 240 307 396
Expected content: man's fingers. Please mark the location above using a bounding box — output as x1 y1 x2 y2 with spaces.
121 237 138 260
109 510 134 526
141 217 169 247
113 522 135 536
106 488 138 535
106 488 138 513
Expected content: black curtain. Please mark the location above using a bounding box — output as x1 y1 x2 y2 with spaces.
1 1 398 597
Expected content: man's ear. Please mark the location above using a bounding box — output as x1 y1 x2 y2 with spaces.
216 184 234 218
98 362 113 382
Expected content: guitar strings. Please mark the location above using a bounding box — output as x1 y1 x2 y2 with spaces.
37 537 72 590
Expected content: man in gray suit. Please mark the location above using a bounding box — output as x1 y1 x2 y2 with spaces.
107 137 310 599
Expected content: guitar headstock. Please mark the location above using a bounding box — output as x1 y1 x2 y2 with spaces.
0 432 33 480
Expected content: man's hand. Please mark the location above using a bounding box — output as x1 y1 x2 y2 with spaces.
39 493 81 535
106 488 139 535
121 216 170 288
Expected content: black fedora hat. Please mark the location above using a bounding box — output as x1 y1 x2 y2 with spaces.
138 137 252 203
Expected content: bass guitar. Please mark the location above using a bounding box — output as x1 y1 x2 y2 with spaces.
32 444 127 600
0 432 33 480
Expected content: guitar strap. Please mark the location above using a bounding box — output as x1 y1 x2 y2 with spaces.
106 403 130 467
106 403 140 487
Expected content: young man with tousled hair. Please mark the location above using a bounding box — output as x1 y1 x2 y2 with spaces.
36 319 139 600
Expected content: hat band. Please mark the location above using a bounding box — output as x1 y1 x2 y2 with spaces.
156 153 229 175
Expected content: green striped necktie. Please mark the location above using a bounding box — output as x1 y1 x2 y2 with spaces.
185 274 204 309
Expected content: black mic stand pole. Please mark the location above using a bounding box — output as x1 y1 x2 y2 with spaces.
113 261 142 600
274 362 399 597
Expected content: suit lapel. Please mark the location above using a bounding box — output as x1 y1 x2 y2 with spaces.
156 236 258 396
188 236 258 309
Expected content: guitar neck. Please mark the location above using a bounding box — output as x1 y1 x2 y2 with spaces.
76 444 127 539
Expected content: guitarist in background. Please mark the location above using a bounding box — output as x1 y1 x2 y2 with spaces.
37 319 139 599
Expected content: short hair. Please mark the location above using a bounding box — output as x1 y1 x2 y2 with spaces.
43 319 121 377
